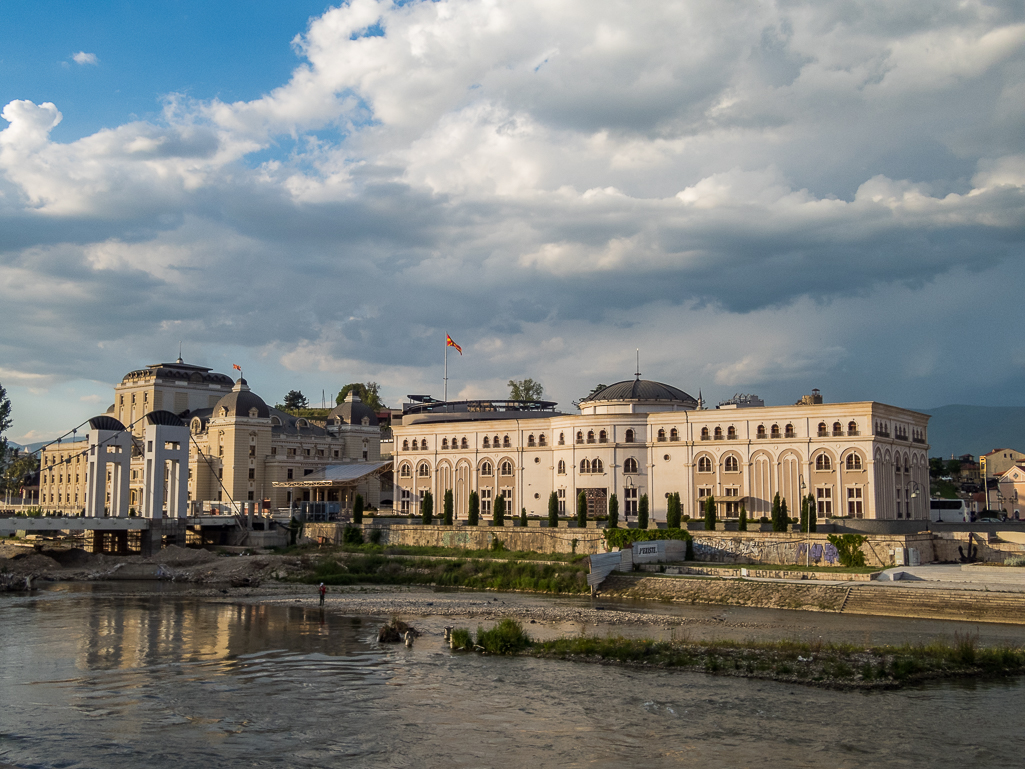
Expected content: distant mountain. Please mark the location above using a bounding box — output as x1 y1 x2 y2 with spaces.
916 405 1025 459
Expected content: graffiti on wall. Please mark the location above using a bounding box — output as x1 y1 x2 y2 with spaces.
692 536 839 566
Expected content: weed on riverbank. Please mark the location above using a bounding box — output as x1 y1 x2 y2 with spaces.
301 553 589 593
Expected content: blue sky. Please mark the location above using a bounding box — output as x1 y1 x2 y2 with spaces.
1 0 1023 444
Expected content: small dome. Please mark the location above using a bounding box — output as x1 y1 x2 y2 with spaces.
328 392 378 426
88 415 126 432
581 379 698 406
212 378 270 419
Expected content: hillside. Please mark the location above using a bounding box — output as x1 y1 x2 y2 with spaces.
916 405 1025 459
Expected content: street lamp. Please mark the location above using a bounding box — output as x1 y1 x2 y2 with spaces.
800 475 809 567
909 480 925 521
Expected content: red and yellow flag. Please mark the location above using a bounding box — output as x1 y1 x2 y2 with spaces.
233 364 242 371
446 335 462 355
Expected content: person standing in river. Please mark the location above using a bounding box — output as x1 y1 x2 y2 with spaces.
319 583 326 606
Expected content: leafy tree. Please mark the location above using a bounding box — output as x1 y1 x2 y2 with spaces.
508 378 544 401
638 494 649 529
587 383 608 398
0 381 10 468
520 506 527 527
929 457 946 478
282 390 309 410
703 494 716 530
493 493 505 526
608 493 619 528
827 533 867 567
576 490 587 527
353 493 364 524
443 489 454 525
738 502 748 531
945 458 962 477
548 491 559 527
2 452 38 497
807 494 817 532
337 382 386 411
467 491 479 526
421 490 433 524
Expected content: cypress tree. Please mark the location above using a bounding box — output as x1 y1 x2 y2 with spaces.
608 493 619 528
704 494 716 530
576 490 587 527
666 492 680 529
638 494 649 529
780 496 789 528
421 490 433 524
493 493 505 526
353 493 364 524
443 488 454 526
771 492 784 532
808 494 817 532
467 491 480 526
800 494 808 533
520 506 527 527
738 502 748 531
548 491 559 527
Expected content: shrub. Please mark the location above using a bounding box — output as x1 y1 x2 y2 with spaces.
827 533 867 567
367 528 383 545
605 527 692 550
520 506 527 526
450 627 473 651
1005 555 1025 567
476 618 531 654
443 489 454 526
343 526 364 545
638 494 649 529
468 491 480 526
608 493 619 528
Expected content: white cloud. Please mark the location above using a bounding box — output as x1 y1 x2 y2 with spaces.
72 51 98 66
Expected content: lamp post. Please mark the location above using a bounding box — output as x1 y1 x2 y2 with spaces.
909 480 924 521
800 475 809 567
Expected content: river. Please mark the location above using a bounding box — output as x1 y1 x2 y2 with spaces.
1 584 1022 768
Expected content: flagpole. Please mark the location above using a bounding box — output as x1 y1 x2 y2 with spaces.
444 340 448 402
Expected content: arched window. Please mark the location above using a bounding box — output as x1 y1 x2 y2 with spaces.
818 422 828 437
500 461 513 476
770 424 780 439
727 426 737 440
580 459 591 474
493 435 500 448
482 436 490 449
785 424 795 438
756 425 766 439
846 454 862 470
575 431 583 445
402 440 409 451
421 439 429 450
587 430 595 444
412 439 419 451
538 434 547 447
714 427 723 440
848 421 858 436
417 462 431 477
832 422 843 437
442 438 449 450
700 427 710 441
670 427 679 442
503 435 511 448
624 458 638 474
724 456 739 472
559 432 565 445
599 430 607 444
480 461 493 476
658 428 667 442
557 460 566 474
698 456 712 473
527 434 536 447
625 429 634 444
592 459 603 473
461 437 468 449
816 454 832 471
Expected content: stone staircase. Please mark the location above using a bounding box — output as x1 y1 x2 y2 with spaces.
842 585 1025 625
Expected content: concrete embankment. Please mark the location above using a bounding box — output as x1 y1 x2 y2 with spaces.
599 574 1025 625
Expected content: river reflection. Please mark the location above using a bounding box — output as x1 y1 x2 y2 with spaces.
1 586 1023 768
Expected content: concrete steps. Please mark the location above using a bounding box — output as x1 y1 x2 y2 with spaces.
842 586 1025 625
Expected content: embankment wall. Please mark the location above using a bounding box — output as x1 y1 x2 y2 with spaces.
303 523 605 555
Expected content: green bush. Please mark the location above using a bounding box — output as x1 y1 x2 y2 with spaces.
827 533 867 567
450 627 473 651
520 506 527 526
342 526 364 545
476 618 531 654
1005 555 1025 567
605 527 692 550
367 528 383 545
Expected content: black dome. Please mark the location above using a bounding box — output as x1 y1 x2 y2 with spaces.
145 410 186 427
328 394 378 426
213 378 270 419
581 379 697 405
88 415 126 431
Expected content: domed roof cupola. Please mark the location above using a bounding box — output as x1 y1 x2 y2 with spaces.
212 378 270 419
579 378 698 415
328 391 379 427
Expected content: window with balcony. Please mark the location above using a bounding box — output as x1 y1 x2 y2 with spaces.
815 454 832 471
697 456 712 473
624 458 638 473
724 456 739 472
599 430 608 444
670 427 679 442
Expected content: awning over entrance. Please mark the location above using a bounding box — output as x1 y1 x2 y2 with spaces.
271 461 392 489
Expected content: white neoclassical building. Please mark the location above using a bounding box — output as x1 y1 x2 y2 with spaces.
391 379 931 523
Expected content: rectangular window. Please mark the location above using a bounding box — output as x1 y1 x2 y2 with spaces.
847 487 863 517
480 488 492 515
248 468 255 480
287 468 293 480
249 446 256 457
400 488 411 514
333 450 339 458
271 447 277 455
697 487 712 499
247 491 254 501
816 487 832 516
624 487 638 515
557 488 566 514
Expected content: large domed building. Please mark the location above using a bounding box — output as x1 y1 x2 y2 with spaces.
391 373 931 525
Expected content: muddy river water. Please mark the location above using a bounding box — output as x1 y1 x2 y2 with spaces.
1 583 1023 768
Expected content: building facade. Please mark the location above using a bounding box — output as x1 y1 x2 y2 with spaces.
38 360 385 515
392 379 931 523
